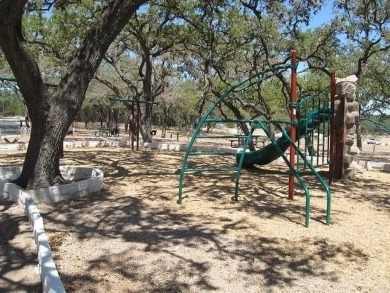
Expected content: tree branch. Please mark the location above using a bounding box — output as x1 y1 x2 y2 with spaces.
57 0 147 104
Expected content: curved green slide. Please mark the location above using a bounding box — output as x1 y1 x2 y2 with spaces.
237 107 330 167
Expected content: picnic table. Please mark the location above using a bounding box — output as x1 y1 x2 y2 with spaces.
94 127 119 137
167 130 179 140
229 135 267 148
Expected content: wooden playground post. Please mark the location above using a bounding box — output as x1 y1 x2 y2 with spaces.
288 50 297 200
333 94 346 179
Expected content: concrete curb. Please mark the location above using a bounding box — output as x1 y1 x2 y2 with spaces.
1 166 104 293
358 161 390 172
0 139 132 151
3 190 66 293
142 141 246 154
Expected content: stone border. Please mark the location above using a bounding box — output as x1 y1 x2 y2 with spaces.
1 166 104 203
364 161 390 172
1 166 104 293
0 139 131 151
1 186 66 292
143 141 246 154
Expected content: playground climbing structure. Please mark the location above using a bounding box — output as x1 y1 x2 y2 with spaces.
178 51 354 227
329 74 361 181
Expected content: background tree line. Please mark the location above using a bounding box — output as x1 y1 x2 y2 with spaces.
2 0 389 131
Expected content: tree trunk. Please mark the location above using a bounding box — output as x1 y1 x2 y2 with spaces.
140 54 154 143
141 110 153 142
0 0 147 189
18 102 75 188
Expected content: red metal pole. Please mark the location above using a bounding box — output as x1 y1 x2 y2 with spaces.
329 73 336 184
288 50 297 200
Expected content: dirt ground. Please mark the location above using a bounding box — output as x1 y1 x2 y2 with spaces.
0 132 390 292
0 198 42 292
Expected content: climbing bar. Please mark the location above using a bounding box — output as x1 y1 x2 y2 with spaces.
252 120 313 227
274 122 331 226
184 167 238 173
231 64 294 93
177 51 332 228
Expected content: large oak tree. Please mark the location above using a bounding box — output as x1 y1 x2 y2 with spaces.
0 0 148 189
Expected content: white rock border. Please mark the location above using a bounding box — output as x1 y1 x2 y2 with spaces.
1 166 104 293
0 139 131 151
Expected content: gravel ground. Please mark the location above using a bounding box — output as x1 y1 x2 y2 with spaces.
1 143 389 292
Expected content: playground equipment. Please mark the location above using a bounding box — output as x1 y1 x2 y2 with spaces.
109 97 158 151
237 106 331 167
178 51 338 227
330 75 363 181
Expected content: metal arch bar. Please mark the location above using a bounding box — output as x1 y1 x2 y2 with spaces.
178 63 296 204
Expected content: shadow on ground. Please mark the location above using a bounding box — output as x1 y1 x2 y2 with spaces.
0 199 41 292
1 148 387 291
39 191 369 291
28 149 372 291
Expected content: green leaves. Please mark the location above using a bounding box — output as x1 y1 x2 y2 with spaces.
13 0 390 124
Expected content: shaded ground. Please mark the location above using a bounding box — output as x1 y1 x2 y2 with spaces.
0 146 389 292
0 198 41 292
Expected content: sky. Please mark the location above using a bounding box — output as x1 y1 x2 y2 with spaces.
309 1 335 29
296 1 337 73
